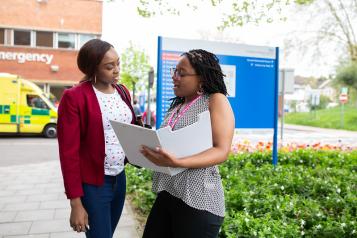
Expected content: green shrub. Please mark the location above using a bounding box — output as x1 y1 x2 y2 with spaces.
126 166 155 215
126 150 357 237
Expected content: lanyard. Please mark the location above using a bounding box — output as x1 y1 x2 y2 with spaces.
167 95 202 129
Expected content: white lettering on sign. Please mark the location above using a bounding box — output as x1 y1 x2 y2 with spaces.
0 51 54 65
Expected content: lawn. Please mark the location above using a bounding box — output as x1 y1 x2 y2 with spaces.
284 105 357 131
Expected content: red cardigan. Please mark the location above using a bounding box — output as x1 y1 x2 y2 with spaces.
57 81 135 199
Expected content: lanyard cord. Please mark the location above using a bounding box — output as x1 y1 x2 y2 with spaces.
167 95 202 129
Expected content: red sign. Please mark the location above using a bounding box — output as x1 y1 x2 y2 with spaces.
339 93 348 104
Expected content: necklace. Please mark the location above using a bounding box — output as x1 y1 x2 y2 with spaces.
167 95 202 129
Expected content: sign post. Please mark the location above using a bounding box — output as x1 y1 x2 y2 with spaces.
280 70 285 142
146 67 155 125
310 90 320 119
339 88 348 128
278 69 294 144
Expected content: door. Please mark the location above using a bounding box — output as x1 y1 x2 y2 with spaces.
0 78 19 133
20 94 50 133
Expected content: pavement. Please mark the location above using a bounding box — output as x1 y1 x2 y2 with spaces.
0 160 140 238
281 123 357 146
235 123 357 147
282 123 357 135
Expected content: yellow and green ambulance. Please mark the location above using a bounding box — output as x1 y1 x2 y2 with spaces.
0 73 57 138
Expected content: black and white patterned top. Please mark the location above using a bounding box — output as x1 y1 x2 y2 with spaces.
152 94 225 217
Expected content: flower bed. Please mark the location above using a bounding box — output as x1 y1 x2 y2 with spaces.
232 140 357 153
126 148 357 237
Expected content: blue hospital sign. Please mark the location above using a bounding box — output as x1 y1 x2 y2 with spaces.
156 37 280 165
156 36 279 129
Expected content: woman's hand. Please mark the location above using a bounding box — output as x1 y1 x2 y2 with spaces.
69 198 89 233
140 146 181 167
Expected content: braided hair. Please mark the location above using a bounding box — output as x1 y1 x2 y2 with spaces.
169 49 227 110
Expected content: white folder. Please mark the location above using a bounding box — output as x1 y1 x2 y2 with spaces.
110 111 212 176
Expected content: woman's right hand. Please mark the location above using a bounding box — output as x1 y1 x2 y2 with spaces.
69 198 89 233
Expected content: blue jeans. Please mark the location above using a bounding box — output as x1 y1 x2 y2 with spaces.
81 170 126 238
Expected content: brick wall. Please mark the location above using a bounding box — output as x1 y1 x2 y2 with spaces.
0 0 102 33
0 46 83 83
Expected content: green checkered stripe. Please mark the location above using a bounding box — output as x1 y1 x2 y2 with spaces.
0 105 10 114
23 115 30 124
31 108 49 116
0 105 17 123
0 105 48 124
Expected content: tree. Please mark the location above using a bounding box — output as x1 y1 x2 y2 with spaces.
134 0 312 28
283 0 357 106
291 0 357 63
335 62 357 106
120 43 151 100
336 63 357 90
130 0 356 63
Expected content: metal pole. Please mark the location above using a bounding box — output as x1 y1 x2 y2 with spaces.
280 69 286 142
16 76 21 133
341 103 345 128
132 81 136 101
272 47 279 167
48 84 51 98
340 103 342 128
147 85 151 125
147 67 154 126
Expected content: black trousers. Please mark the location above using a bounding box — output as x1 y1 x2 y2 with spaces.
143 191 224 238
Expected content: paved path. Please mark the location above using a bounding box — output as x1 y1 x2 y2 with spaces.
0 161 140 238
235 124 357 147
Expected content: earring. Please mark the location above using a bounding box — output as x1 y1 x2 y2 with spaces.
197 86 204 95
94 75 97 84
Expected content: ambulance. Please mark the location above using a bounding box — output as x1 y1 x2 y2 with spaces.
0 73 58 138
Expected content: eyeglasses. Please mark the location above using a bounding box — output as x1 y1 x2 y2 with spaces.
170 68 198 78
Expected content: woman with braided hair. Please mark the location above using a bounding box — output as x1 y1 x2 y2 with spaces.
140 49 235 238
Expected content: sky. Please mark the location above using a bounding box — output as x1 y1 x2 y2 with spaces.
101 1 338 78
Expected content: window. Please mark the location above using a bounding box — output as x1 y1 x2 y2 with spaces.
0 28 4 45
36 31 53 47
14 30 31 46
79 34 95 48
5 29 12 45
27 95 49 109
58 33 75 49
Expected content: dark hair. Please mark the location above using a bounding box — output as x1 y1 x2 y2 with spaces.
169 49 227 109
77 39 113 81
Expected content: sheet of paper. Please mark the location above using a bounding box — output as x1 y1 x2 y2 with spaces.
110 122 173 174
110 110 212 176
157 110 212 159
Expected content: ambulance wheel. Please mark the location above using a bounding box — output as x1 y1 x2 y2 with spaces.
43 124 57 138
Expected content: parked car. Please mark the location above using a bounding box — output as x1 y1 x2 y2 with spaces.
142 110 156 128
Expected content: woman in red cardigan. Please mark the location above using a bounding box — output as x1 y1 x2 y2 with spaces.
57 39 135 237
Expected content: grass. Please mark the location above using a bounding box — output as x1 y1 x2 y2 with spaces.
284 105 357 131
